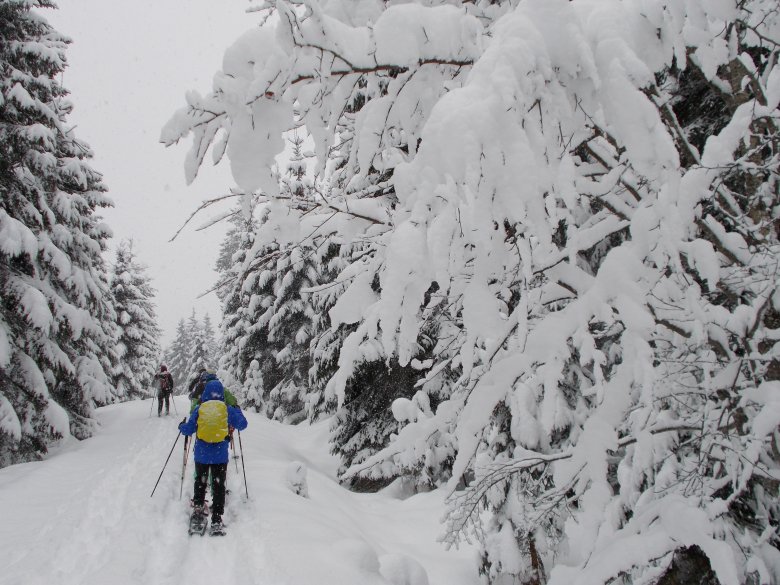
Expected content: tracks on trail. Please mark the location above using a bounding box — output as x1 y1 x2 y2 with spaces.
0 399 269 585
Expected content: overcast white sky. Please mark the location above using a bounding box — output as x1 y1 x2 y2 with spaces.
49 1 256 346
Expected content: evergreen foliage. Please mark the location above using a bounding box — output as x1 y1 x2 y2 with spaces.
215 200 257 390
0 0 116 466
186 310 213 376
164 318 189 387
201 313 218 363
163 311 218 391
109 239 160 399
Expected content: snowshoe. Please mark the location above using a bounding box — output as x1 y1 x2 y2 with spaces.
188 508 208 536
209 518 226 537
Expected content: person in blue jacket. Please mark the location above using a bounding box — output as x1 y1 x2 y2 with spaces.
179 378 247 531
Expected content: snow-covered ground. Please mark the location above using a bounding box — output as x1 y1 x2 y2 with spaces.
0 397 478 585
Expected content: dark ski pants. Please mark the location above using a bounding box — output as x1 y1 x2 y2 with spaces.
157 393 170 415
194 462 227 521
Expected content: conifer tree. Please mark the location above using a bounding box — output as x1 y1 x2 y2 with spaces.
109 239 161 399
244 359 263 408
234 236 280 412
218 205 278 409
215 199 256 299
281 129 311 205
202 313 218 366
215 200 257 393
306 239 352 421
0 0 116 466
164 318 189 388
264 245 318 421
186 312 212 377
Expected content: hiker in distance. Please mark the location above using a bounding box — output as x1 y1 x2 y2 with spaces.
179 377 248 535
154 364 175 417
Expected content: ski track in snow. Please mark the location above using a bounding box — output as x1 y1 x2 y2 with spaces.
0 397 477 585
0 398 265 585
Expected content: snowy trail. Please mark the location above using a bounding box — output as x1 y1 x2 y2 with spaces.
0 398 477 585
0 397 271 585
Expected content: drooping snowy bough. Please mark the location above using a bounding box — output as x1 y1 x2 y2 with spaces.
165 0 780 583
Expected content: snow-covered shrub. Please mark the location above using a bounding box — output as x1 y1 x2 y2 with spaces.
331 538 381 574
379 553 430 585
286 460 309 498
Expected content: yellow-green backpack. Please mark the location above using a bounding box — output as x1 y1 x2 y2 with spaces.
197 400 228 443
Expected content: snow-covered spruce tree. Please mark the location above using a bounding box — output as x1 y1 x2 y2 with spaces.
201 313 218 365
214 197 258 302
218 204 279 411
244 358 264 407
184 310 211 382
93 274 122 407
311 237 440 485
306 237 354 421
166 1 780 583
218 188 320 421
264 244 318 422
164 318 189 387
251 139 321 422
109 239 160 399
230 215 315 421
215 198 256 396
281 128 311 204
0 0 116 466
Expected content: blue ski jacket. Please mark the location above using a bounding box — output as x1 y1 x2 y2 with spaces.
178 380 248 464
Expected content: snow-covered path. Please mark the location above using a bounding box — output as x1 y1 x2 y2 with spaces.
0 397 477 585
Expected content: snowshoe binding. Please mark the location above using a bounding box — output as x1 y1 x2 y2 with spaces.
209 517 226 537
188 507 208 536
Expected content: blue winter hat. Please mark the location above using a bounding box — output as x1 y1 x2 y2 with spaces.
201 379 225 402
200 371 217 383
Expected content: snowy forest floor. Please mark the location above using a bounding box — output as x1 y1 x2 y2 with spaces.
0 397 478 585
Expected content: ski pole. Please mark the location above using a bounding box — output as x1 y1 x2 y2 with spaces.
238 430 249 500
150 423 184 497
172 394 179 415
230 434 239 474
149 391 155 418
179 433 191 500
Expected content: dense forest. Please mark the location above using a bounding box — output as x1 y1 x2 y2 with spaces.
2 0 778 583
163 0 780 582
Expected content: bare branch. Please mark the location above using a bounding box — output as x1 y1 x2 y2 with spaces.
168 192 245 242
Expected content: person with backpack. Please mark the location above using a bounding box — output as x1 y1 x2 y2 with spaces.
178 378 248 535
187 367 207 395
154 364 175 417
187 368 209 413
189 370 239 413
